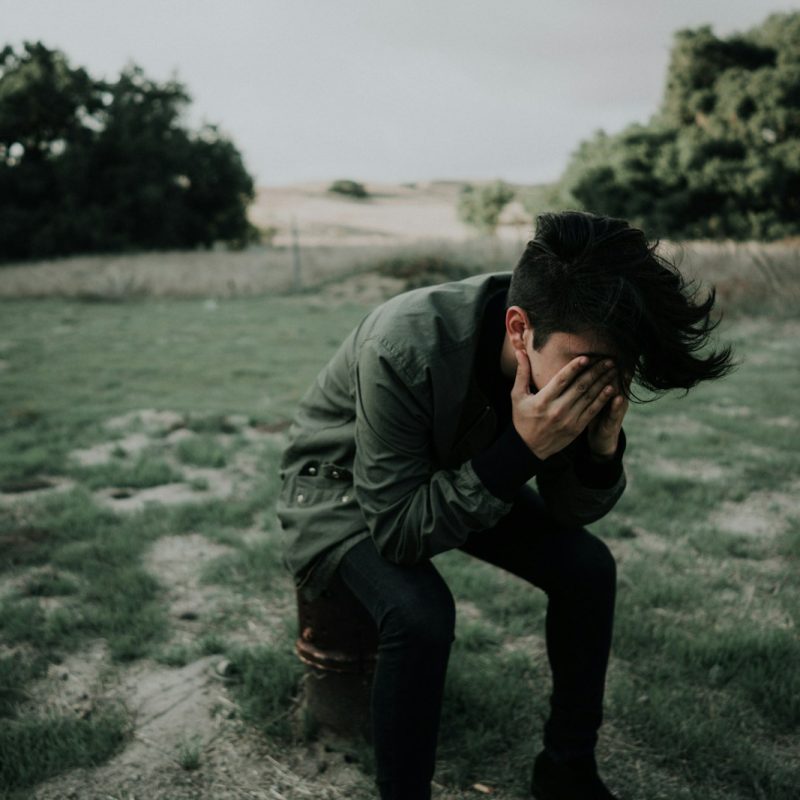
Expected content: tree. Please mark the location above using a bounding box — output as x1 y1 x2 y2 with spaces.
457 180 515 236
556 11 800 240
0 42 257 261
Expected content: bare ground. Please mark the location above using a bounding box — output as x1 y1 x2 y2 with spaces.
0 405 570 799
4 395 797 797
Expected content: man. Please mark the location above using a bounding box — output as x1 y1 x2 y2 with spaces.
276 211 734 800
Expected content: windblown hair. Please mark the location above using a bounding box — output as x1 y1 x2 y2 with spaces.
506 210 736 401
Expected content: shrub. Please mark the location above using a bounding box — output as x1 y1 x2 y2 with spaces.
328 179 369 199
375 253 472 289
457 181 516 236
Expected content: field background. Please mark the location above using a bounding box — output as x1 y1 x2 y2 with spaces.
1 182 798 317
1 183 799 799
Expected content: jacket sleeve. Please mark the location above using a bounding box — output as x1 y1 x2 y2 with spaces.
534 428 627 527
352 337 513 565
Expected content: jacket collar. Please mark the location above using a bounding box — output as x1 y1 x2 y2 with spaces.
436 276 511 467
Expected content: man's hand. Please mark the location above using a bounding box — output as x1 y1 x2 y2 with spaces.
511 348 619 460
587 369 630 458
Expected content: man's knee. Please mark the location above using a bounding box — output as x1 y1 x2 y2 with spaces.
380 580 456 649
557 530 617 595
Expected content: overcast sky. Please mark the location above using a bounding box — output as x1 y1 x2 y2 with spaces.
3 1 796 186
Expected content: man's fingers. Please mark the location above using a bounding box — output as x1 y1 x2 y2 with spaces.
552 359 615 417
577 381 616 426
537 355 590 402
511 348 532 398
608 394 629 423
570 362 618 413
586 391 627 432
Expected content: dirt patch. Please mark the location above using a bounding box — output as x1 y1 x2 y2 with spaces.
643 456 729 482
644 414 718 439
104 409 186 436
92 478 233 512
454 599 484 624
706 403 753 418
27 525 371 800
708 481 800 538
76 409 280 513
501 633 547 662
715 584 795 631
765 415 799 428
23 640 109 721
604 524 673 578
70 433 153 466
146 531 289 653
30 657 291 800
148 534 247 643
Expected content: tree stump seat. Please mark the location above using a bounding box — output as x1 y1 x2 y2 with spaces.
295 571 379 740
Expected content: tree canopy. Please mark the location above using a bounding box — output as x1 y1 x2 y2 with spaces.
553 11 800 240
457 180 515 236
0 42 257 261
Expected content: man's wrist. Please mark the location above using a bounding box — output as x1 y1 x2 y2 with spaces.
471 422 545 502
588 444 617 462
574 428 626 489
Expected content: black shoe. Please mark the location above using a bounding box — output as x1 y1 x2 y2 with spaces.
531 750 619 800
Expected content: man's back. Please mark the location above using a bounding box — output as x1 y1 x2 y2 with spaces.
277 271 515 599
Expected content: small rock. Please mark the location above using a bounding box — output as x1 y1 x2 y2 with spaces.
213 658 239 680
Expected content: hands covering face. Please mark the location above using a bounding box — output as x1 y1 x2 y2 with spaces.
511 349 629 460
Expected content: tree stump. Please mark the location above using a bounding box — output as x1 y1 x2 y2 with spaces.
295 572 378 741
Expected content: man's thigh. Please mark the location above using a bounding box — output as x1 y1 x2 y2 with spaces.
458 484 607 593
337 537 454 634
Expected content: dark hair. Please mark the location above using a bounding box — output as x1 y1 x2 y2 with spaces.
506 210 736 401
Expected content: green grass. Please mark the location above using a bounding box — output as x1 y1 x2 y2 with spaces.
0 705 129 791
175 734 203 771
74 449 183 489
175 434 231 467
1 290 798 798
224 620 305 741
200 537 286 593
436 621 547 793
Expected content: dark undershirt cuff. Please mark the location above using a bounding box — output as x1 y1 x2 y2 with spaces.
471 422 545 503
572 427 627 489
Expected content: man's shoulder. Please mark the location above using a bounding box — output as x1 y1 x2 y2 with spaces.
361 271 511 355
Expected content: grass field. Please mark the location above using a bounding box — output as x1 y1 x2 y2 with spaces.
0 264 798 798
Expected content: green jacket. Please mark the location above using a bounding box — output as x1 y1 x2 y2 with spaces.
276 271 627 600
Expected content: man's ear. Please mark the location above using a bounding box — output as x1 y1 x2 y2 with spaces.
505 306 531 351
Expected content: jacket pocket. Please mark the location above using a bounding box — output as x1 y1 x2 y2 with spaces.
289 461 355 507
277 460 366 589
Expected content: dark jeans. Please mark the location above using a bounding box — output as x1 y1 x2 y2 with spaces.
335 485 617 800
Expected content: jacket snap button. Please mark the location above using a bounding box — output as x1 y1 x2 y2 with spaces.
297 493 305 504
